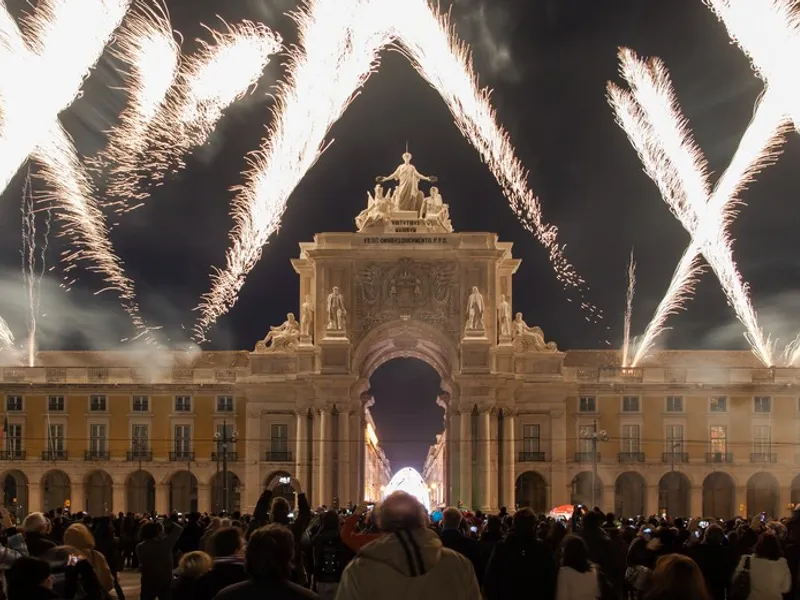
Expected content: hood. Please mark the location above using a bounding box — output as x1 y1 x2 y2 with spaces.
358 528 443 577
63 524 95 550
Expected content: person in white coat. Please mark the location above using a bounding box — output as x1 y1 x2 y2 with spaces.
732 531 791 600
556 535 600 600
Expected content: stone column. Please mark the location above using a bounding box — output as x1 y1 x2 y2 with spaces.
459 410 473 509
550 410 568 507
156 483 169 514
735 486 747 517
691 484 703 516
197 483 210 513
501 410 515 510
315 408 331 506
647 485 659 516
70 480 85 513
478 408 492 512
243 406 262 513
338 411 351 506
112 483 125 514
295 410 310 494
28 482 41 513
349 411 363 504
489 410 499 511
446 410 460 506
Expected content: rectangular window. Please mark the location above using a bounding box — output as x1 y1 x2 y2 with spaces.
47 396 65 412
754 396 772 413
710 396 727 413
270 424 288 453
174 425 191 457
621 424 641 453
710 425 727 454
90 424 107 453
174 396 191 412
215 422 235 440
522 424 541 453
578 425 595 454
89 395 107 412
622 396 640 412
216 396 234 413
132 395 149 412
132 425 149 454
753 424 771 454
5 395 22 412
666 424 684 453
665 396 683 413
578 396 597 413
8 424 22 455
48 424 64 453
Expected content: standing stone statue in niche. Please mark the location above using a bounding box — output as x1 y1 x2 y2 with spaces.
326 286 347 332
497 294 512 340
465 286 485 333
300 295 314 341
376 151 438 212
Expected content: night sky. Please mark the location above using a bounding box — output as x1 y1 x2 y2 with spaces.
2 0 800 470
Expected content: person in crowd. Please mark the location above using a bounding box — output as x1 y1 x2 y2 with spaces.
212 524 317 600
733 531 791 600
177 513 203 556
120 514 138 570
22 513 56 557
439 507 483 585
6 556 59 600
645 554 710 600
484 507 557 600
477 516 504 569
685 524 736 600
137 518 184 600
336 491 481 600
582 510 623 600
341 504 383 553
92 517 123 599
39 546 105 600
172 551 212 600
62 523 114 594
556 535 600 600
310 510 353 600
193 528 248 600
201 517 222 554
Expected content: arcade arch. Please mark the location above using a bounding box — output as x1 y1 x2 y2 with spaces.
515 471 547 512
42 469 70 512
85 470 113 515
1 470 28 517
571 471 603 507
659 472 691 517
703 472 735 517
168 471 198 513
747 472 779 517
615 472 646 517
265 471 301 506
127 470 155 514
210 470 242 514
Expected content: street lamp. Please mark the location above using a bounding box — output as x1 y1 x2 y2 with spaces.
214 421 239 513
581 420 608 508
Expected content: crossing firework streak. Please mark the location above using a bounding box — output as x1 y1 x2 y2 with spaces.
0 316 12 351
621 251 636 368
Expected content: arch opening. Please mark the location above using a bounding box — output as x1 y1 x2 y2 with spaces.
703 472 735 518
85 470 113 515
659 472 691 517
747 472 779 517
169 471 198 513
515 471 547 513
210 471 242 514
1 470 28 519
615 472 646 517
571 471 603 508
42 470 70 512
126 470 155 514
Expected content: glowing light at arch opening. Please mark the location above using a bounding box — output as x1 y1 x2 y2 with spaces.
384 467 431 512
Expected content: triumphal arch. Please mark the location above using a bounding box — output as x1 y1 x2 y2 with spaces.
249 151 565 513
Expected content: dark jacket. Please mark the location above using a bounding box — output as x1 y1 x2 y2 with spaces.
583 525 623 599
25 532 56 558
439 529 484 585
212 578 318 600
311 530 353 584
686 543 737 600
136 522 183 586
484 531 557 600
172 575 201 600
177 521 203 555
194 557 248 600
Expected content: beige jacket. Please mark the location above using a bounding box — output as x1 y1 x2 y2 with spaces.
335 527 481 600
63 524 115 592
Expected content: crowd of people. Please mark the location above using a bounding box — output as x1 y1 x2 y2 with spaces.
0 494 798 600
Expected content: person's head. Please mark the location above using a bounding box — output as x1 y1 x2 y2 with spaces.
320 510 340 533
63 523 96 551
402 152 412 163
739 527 758 552
209 527 244 558
512 508 537 535
178 551 212 578
22 512 48 534
269 498 291 524
139 521 161 541
207 516 222 531
245 525 295 581
646 554 709 600
754 531 783 560
561 534 592 573
7 556 52 594
287 313 295 322
220 518 233 528
442 507 463 531
703 524 724 545
485 515 502 533
376 492 427 532
583 511 602 530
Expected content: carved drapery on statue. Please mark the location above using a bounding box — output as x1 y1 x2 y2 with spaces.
512 312 557 353
465 286 486 335
299 295 314 343
326 286 348 333
497 294 512 340
354 258 459 343
255 313 301 352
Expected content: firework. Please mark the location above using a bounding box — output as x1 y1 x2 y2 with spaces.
0 0 131 198
610 50 789 367
194 0 594 340
0 315 13 351
621 251 636 368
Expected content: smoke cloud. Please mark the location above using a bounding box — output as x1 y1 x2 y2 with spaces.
450 0 520 83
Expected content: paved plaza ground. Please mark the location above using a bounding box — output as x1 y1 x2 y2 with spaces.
117 571 141 600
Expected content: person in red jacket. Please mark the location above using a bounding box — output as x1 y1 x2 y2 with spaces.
341 504 383 553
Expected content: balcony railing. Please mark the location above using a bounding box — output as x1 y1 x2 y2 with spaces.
126 451 152 461
750 452 777 463
84 450 110 461
574 452 600 462
0 450 25 460
211 451 239 462
518 451 546 462
618 452 645 463
265 451 293 462
661 452 689 464
169 451 195 461
705 452 733 463
42 450 67 461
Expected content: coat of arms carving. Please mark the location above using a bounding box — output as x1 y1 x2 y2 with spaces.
354 258 458 341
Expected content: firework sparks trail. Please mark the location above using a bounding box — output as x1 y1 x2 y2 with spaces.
610 50 789 367
194 0 595 340
0 316 13 351
0 0 131 198
21 166 52 367
621 251 636 368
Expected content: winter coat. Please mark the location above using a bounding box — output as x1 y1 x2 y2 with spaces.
212 578 318 600
335 527 481 600
733 555 792 600
63 524 114 592
193 557 248 600
484 530 558 600
556 565 600 600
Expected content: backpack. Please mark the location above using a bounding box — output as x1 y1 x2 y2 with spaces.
314 535 351 583
731 555 751 600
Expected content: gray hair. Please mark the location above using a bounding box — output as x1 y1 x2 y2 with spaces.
22 512 48 533
377 491 427 532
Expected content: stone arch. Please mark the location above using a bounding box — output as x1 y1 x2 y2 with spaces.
85 470 113 515
126 470 155 514
747 472 779 517
703 472 735 518
615 471 646 517
210 470 242 514
1 469 28 518
168 470 198 513
265 470 301 506
42 469 71 512
659 471 691 517
791 475 800 507
515 471 548 513
571 471 603 508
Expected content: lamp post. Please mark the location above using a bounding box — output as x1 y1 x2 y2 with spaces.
214 421 239 513
581 420 608 508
